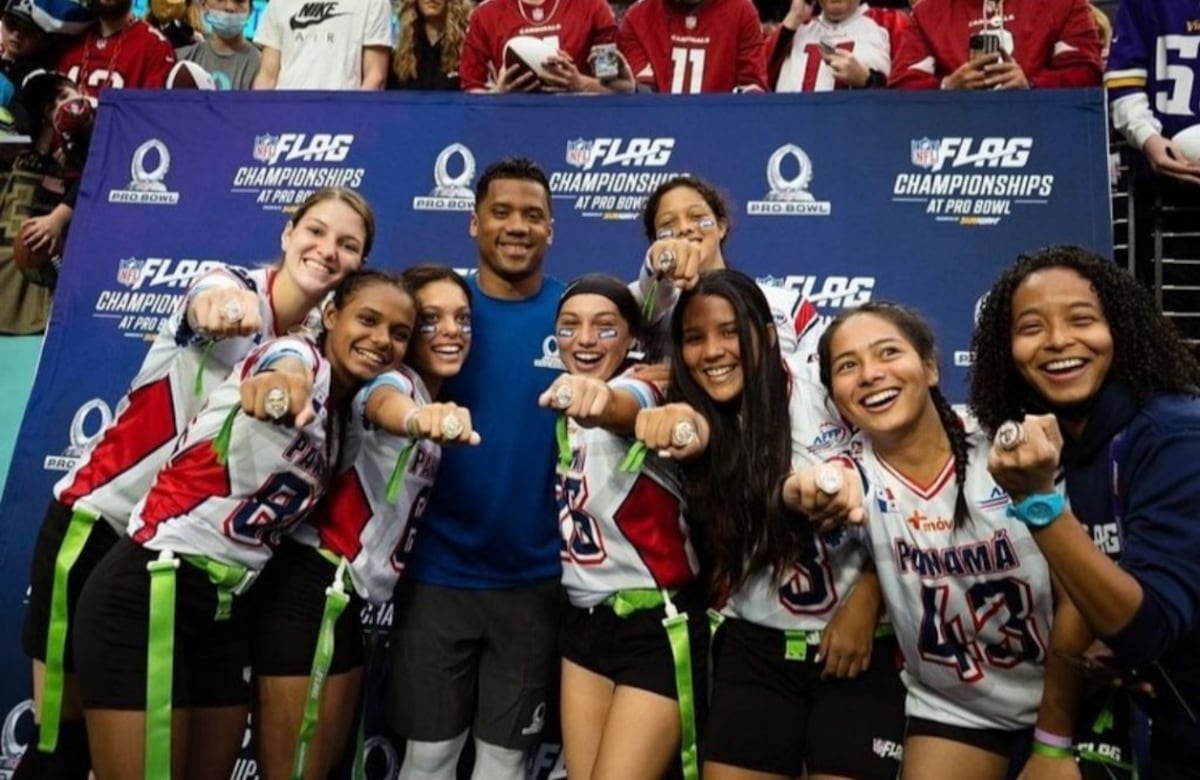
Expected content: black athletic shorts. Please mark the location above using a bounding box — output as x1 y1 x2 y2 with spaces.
22 498 120 670
74 538 252 710
906 716 1026 758
387 578 563 749
249 540 365 676
559 591 709 701
703 617 906 779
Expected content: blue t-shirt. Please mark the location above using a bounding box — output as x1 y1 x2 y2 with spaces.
405 272 565 588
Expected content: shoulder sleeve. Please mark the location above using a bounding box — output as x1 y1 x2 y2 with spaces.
611 375 661 408
735 0 768 91
590 0 617 47
1102 413 1200 666
243 336 321 378
254 0 283 49
765 23 795 91
617 6 656 89
459 6 494 90
144 27 177 88
1028 0 1102 88
887 3 939 89
364 0 395 48
1105 0 1159 147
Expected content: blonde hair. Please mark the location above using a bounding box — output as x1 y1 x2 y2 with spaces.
1089 5 1112 51
393 0 472 84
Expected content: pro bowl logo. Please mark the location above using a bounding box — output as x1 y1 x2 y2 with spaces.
549 137 686 220
43 398 113 472
747 144 832 216
107 139 179 205
232 132 365 211
892 136 1055 226
96 257 221 338
412 143 476 212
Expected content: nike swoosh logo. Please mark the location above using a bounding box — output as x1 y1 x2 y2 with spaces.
289 11 348 29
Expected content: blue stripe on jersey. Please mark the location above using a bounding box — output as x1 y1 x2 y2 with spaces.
612 377 655 409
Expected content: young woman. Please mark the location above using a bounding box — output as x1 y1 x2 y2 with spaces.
634 270 906 780
16 186 373 779
812 301 1055 779
537 274 704 780
970 245 1200 778
631 175 823 362
390 0 471 90
71 269 415 780
251 264 477 780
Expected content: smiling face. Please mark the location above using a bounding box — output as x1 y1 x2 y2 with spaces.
1010 267 1113 410
407 278 472 384
471 178 553 295
681 294 748 403
555 293 635 380
652 184 727 271
280 199 368 300
323 282 416 391
827 312 940 441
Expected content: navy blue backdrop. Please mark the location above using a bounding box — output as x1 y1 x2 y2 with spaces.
0 89 1111 778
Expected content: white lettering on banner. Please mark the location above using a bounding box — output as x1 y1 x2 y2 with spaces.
898 137 1053 226
566 138 675 171
554 138 686 220
413 143 477 212
117 258 223 291
747 144 833 217
254 133 355 166
236 133 364 212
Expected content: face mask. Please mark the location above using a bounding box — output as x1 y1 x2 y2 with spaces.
202 9 248 38
52 96 94 137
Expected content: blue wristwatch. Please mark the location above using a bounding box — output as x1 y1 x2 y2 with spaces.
1006 491 1065 528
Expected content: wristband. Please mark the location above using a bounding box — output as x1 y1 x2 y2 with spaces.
1006 491 1065 528
1032 740 1074 760
1033 728 1072 750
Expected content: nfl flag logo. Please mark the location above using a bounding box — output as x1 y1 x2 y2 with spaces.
565 139 593 169
910 138 940 169
117 257 146 288
253 134 280 164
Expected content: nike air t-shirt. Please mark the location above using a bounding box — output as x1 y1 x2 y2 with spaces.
255 0 393 89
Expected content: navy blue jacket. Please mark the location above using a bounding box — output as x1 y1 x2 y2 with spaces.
1060 382 1200 762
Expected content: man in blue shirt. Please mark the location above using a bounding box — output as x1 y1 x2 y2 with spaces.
388 157 565 780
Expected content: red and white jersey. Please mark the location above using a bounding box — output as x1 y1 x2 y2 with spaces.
459 0 617 90
617 0 767 93
55 266 291 533
633 256 824 362
558 374 696 608
130 337 339 572
855 418 1052 730
300 367 439 604
773 5 891 92
58 19 175 96
723 363 861 630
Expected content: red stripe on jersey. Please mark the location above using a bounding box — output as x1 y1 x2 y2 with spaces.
133 439 231 543
317 467 372 561
879 454 956 501
59 377 178 507
794 297 819 339
613 475 692 589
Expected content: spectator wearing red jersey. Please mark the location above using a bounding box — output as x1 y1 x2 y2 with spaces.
768 0 900 91
459 0 629 93
56 0 175 95
618 0 767 93
889 0 1101 90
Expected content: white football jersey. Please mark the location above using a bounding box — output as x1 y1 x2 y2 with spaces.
631 251 825 361
855 418 1052 730
300 367 439 605
723 362 862 630
55 266 295 532
775 5 891 93
558 375 697 609
129 337 339 572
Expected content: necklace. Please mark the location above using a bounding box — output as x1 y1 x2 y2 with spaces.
517 0 559 25
77 25 126 95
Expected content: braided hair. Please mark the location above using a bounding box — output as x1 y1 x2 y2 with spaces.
817 302 973 527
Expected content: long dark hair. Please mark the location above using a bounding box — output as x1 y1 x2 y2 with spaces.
667 270 794 591
968 245 1200 433
818 302 972 527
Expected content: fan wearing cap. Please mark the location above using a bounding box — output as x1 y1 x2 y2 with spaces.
0 0 54 109
538 273 707 780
